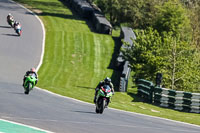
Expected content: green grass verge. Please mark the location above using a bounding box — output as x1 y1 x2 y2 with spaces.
14 0 200 126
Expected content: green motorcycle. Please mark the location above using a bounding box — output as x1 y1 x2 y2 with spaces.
23 73 37 94
95 85 113 114
7 18 14 28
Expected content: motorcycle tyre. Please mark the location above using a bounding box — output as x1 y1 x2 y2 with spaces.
24 89 29 94
24 83 31 95
95 107 100 114
16 30 21 36
7 21 14 28
11 23 14 28
99 99 106 114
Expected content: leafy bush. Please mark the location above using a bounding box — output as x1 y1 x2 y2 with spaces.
122 28 200 92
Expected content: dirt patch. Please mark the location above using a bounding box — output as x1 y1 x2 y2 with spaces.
32 9 42 14
21 4 43 14
151 109 160 113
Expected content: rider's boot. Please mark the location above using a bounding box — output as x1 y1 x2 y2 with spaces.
105 99 110 108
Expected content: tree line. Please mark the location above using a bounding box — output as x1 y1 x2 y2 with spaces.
89 0 200 92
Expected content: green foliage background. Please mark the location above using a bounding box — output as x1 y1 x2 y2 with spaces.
91 0 200 92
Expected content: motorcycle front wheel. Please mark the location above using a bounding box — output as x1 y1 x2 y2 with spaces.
99 99 106 114
95 107 100 114
24 83 31 94
16 30 21 36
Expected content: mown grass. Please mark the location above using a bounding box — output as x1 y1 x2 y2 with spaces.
14 0 200 126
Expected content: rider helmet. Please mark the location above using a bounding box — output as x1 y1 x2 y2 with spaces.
30 68 36 72
8 13 11 16
104 77 111 84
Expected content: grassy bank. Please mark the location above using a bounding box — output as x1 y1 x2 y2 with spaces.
14 0 200 126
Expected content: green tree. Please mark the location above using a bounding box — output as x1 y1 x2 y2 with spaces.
160 33 193 90
154 0 191 39
122 27 163 81
188 4 200 47
106 0 120 25
122 28 200 92
118 0 162 29
92 0 164 28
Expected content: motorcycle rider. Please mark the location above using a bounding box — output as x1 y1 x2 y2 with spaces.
23 68 38 86
7 13 14 21
7 13 14 25
14 21 21 30
94 77 114 106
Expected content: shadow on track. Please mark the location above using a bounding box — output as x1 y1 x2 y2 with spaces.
0 26 11 28
2 33 19 37
73 110 96 114
8 92 24 95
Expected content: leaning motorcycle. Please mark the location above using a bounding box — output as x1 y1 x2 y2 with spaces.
7 18 14 28
15 25 22 36
95 85 113 114
23 73 37 94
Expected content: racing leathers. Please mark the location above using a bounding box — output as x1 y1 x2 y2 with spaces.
94 80 114 106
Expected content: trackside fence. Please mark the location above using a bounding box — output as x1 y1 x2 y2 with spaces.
63 0 112 34
119 61 131 92
117 27 136 92
136 79 200 113
136 79 154 103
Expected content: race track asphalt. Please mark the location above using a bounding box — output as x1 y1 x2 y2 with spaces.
0 0 200 133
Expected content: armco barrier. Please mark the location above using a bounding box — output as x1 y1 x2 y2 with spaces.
63 0 112 34
119 77 126 92
137 79 200 113
154 87 176 108
119 61 131 92
136 79 154 103
92 10 112 34
116 27 136 68
117 27 136 92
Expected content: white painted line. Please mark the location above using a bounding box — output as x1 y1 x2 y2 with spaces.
35 87 92 105
2 116 199 133
0 119 54 133
110 108 200 128
9 0 46 72
5 1 50 133
35 86 200 129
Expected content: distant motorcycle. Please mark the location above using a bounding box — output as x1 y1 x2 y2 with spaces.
23 73 37 94
14 24 22 36
95 85 113 114
7 18 14 28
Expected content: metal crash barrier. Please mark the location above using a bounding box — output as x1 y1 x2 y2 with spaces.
136 79 200 113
